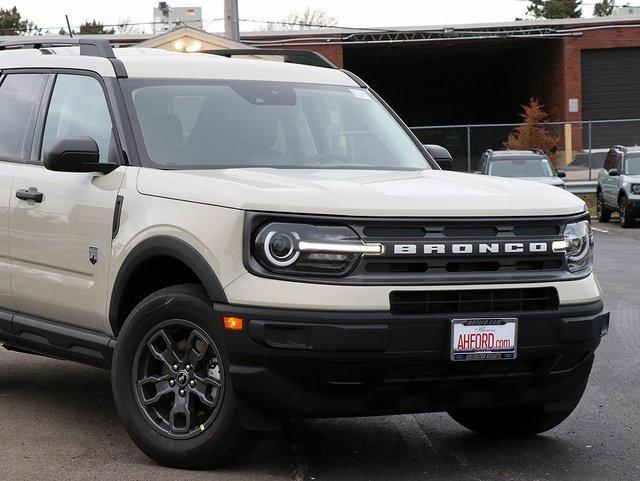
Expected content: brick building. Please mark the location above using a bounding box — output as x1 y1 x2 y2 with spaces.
242 16 640 131
8 17 638 129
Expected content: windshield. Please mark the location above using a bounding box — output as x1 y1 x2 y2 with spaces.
626 155 640 175
124 79 430 170
488 157 554 178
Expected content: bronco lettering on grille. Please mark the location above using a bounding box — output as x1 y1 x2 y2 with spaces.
391 241 551 256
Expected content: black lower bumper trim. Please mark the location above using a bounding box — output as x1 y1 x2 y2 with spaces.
214 301 607 421
247 320 389 351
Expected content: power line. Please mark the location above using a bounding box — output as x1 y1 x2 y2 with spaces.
240 15 640 46
0 17 221 35
2 0 640 36
0 16 396 36
238 17 399 33
5 6 640 38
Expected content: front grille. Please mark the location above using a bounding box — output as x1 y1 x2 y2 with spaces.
349 215 580 285
245 212 588 285
390 287 559 315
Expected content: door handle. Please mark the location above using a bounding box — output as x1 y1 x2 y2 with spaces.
15 188 44 203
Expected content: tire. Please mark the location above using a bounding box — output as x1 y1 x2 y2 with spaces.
448 369 589 437
448 405 577 438
112 284 259 469
620 195 636 228
596 191 611 223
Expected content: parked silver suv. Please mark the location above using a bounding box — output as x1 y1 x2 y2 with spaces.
597 145 640 227
478 149 567 188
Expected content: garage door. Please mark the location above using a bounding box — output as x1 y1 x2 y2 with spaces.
582 48 640 148
582 48 640 120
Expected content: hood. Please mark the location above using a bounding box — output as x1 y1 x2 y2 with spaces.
137 168 586 217
518 177 566 187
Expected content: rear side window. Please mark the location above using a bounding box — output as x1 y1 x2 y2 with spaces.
0 74 47 160
41 74 117 163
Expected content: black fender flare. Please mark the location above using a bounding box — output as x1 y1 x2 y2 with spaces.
108 236 227 334
618 189 628 204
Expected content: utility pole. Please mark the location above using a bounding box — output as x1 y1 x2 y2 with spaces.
224 0 240 42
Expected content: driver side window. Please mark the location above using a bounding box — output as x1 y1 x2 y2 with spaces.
41 74 117 163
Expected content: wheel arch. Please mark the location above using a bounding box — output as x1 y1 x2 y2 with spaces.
109 236 227 335
619 189 628 204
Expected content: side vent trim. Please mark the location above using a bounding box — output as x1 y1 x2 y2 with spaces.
112 195 124 239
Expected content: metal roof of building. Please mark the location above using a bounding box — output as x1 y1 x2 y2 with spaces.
240 14 640 38
3 15 640 48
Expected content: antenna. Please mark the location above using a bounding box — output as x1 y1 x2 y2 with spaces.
65 15 73 38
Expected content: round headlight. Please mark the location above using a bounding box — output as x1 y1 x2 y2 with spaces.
252 222 367 276
263 231 300 267
269 232 295 259
632 184 640 195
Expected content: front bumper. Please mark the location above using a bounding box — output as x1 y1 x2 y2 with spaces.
627 197 640 209
223 273 602 311
215 300 608 422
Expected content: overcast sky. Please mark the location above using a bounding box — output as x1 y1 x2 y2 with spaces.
0 0 553 34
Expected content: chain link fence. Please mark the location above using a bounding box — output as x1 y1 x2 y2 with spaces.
411 119 640 181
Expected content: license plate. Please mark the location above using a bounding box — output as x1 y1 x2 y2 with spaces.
451 318 517 361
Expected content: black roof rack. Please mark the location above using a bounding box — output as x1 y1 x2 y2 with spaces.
203 49 337 69
0 38 116 58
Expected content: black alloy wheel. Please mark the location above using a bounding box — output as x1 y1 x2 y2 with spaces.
620 195 636 228
112 284 258 469
133 320 224 439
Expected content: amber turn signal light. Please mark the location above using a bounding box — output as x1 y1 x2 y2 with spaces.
223 316 243 331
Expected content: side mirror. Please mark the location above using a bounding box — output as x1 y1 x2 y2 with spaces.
608 168 620 176
435 158 453 171
43 136 117 174
422 144 454 171
556 170 567 178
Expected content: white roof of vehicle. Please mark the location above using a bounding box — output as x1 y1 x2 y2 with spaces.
0 47 358 86
491 150 546 157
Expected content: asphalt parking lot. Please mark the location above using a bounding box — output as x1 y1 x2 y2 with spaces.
1 220 639 481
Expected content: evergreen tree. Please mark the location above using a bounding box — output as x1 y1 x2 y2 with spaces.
593 0 616 16
79 20 115 35
527 0 582 18
0 6 38 35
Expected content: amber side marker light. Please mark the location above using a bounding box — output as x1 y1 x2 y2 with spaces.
223 316 244 331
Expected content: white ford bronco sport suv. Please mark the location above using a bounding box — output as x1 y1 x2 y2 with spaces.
0 39 608 469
